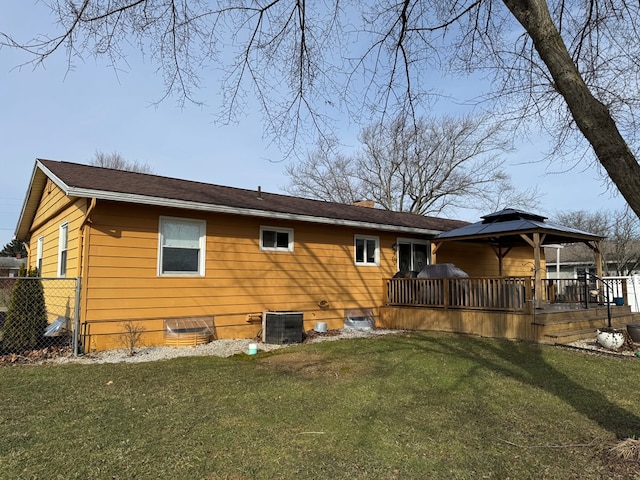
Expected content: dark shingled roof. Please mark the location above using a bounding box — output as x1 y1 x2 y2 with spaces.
26 159 468 235
435 208 603 245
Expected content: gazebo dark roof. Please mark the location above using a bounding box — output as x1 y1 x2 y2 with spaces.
434 208 603 246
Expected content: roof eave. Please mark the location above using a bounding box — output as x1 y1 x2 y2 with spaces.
15 162 53 241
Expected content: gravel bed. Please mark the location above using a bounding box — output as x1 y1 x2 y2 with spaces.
20 329 640 365
47 328 400 365
565 338 640 358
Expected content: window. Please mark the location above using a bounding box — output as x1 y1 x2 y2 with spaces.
355 235 379 266
159 217 206 276
396 238 430 273
260 226 294 252
57 223 68 277
36 236 44 274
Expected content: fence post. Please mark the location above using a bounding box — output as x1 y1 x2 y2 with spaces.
73 277 82 356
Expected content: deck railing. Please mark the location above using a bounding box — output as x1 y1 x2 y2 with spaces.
542 277 628 305
541 278 589 304
385 276 532 312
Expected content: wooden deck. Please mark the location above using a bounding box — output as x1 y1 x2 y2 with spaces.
378 303 640 344
382 276 640 343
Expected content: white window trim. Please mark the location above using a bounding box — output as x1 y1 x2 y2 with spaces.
36 236 44 274
260 226 294 252
57 223 68 277
158 216 206 277
354 234 380 266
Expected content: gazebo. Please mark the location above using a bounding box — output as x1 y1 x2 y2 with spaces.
431 209 604 307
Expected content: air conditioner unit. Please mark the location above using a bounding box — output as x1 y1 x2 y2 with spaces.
262 311 304 344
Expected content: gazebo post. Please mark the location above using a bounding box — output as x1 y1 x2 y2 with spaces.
595 239 603 281
533 233 542 309
519 232 545 308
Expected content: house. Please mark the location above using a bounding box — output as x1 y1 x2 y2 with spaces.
0 255 27 277
545 241 640 279
15 159 542 351
544 241 640 311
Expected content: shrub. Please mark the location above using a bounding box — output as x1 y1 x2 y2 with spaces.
2 266 48 353
118 320 145 356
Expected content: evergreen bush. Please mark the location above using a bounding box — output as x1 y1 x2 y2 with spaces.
2 265 48 353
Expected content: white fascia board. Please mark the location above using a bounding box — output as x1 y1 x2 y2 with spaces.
66 187 442 236
36 160 69 193
15 162 43 239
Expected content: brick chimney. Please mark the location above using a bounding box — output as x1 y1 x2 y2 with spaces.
353 200 375 208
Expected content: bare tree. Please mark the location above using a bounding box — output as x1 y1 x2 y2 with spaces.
284 136 364 204
609 209 640 275
554 208 640 275
2 1 640 216
286 114 539 216
90 150 153 174
554 210 611 238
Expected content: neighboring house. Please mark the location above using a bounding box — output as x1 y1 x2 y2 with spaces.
0 255 27 277
15 159 539 351
545 241 640 279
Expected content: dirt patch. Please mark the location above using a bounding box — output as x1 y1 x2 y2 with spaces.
257 350 369 379
0 346 73 365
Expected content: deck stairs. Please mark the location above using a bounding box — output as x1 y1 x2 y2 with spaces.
533 304 640 344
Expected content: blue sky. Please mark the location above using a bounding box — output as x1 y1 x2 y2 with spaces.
0 3 626 249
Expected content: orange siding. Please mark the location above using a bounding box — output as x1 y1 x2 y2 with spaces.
28 180 86 277
27 182 86 322
436 241 545 278
81 202 405 350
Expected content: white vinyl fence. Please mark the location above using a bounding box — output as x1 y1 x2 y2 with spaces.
604 275 640 313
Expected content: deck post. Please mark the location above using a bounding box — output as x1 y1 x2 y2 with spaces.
443 278 450 309
528 277 532 313
382 278 389 305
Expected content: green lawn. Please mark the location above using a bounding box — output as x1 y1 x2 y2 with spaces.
1 332 639 479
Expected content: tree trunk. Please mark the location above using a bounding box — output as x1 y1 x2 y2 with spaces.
501 0 640 218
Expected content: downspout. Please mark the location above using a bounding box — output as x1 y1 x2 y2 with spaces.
74 198 97 355
24 243 32 272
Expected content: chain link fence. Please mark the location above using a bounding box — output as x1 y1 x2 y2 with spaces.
0 276 80 356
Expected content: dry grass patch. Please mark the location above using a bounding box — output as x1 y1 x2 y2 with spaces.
601 437 640 479
611 437 640 461
256 350 371 379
